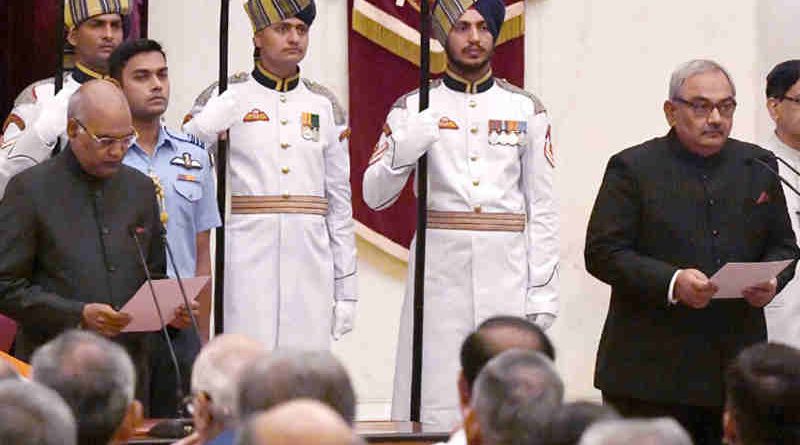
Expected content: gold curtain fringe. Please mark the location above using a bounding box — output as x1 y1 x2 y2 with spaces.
496 13 525 46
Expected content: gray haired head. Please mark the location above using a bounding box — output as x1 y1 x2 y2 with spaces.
0 379 77 445
470 349 564 445
579 418 692 445
191 334 265 425
668 59 736 100
31 330 135 445
237 350 357 425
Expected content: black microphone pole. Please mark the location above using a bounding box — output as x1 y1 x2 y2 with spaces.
131 227 186 416
162 230 203 344
55 0 65 93
750 156 800 198
410 0 432 422
213 0 231 335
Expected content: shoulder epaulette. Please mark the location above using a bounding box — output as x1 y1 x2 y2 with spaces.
495 79 546 114
301 79 346 126
164 127 206 149
193 72 249 108
14 77 56 107
391 79 442 111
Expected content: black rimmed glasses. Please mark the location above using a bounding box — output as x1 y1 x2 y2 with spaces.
673 97 737 118
72 118 138 148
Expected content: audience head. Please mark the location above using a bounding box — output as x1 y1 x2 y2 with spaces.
724 342 800 445
663 59 736 157
190 334 265 438
459 315 555 408
465 350 564 445
0 379 77 445
766 60 800 147
545 401 620 445
579 418 692 445
238 350 356 425
109 39 170 122
236 399 355 445
66 79 135 179
31 330 140 445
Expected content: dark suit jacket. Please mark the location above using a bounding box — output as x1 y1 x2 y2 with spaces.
585 130 799 407
0 147 165 359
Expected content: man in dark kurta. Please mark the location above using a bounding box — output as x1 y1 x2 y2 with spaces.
0 80 164 408
585 60 799 445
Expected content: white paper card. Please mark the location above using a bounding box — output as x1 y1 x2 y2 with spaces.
120 276 210 332
710 260 793 299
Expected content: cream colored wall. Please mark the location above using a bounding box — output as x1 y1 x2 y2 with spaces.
150 0 785 420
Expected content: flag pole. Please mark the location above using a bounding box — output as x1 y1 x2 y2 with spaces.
410 0 433 423
55 0 65 93
213 0 230 335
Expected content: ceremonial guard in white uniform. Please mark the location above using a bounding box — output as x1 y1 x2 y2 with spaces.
764 60 800 349
363 0 559 428
0 0 130 196
183 0 357 349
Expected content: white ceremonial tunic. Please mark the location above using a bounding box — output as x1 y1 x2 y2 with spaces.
184 67 357 350
764 132 800 349
0 64 102 197
363 72 559 428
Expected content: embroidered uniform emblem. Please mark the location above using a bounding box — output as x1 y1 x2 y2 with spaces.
171 152 203 170
489 120 526 146
2 113 25 133
243 108 270 123
544 124 555 168
438 117 459 130
301 112 321 142
756 191 770 205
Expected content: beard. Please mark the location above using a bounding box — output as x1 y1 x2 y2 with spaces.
445 44 495 77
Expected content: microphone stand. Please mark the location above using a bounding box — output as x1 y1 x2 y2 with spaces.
162 229 203 343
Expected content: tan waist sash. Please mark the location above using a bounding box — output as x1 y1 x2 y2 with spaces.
231 195 329 215
427 210 526 232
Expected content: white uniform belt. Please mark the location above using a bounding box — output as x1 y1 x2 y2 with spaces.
230 195 329 215
427 211 526 232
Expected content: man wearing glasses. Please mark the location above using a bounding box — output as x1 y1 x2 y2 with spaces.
585 59 798 445
0 79 165 410
763 60 800 350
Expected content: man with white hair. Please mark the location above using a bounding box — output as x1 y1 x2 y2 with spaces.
31 330 142 445
586 59 799 444
0 379 77 445
236 399 356 445
463 349 564 445
579 418 692 445
175 334 265 445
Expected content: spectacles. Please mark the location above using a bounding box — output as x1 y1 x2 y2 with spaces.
781 95 800 105
72 119 138 148
673 97 737 118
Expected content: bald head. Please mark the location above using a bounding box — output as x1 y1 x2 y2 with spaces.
66 79 135 178
237 400 355 445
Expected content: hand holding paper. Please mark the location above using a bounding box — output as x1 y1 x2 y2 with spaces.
120 277 210 333
741 278 778 307
710 260 792 300
674 269 718 309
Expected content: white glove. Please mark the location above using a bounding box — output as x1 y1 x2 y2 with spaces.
526 313 556 331
392 108 441 167
33 89 71 145
186 89 242 140
332 301 357 340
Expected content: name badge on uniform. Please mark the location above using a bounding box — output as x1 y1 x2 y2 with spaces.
488 120 526 147
178 174 199 183
301 112 320 142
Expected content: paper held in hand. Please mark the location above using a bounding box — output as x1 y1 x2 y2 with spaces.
710 260 793 299
120 276 210 332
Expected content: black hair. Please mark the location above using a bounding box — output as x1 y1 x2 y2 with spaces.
725 342 800 445
109 38 166 81
766 60 800 99
460 315 555 388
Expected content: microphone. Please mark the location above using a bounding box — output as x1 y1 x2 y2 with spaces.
129 225 190 427
747 154 800 198
160 228 203 345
